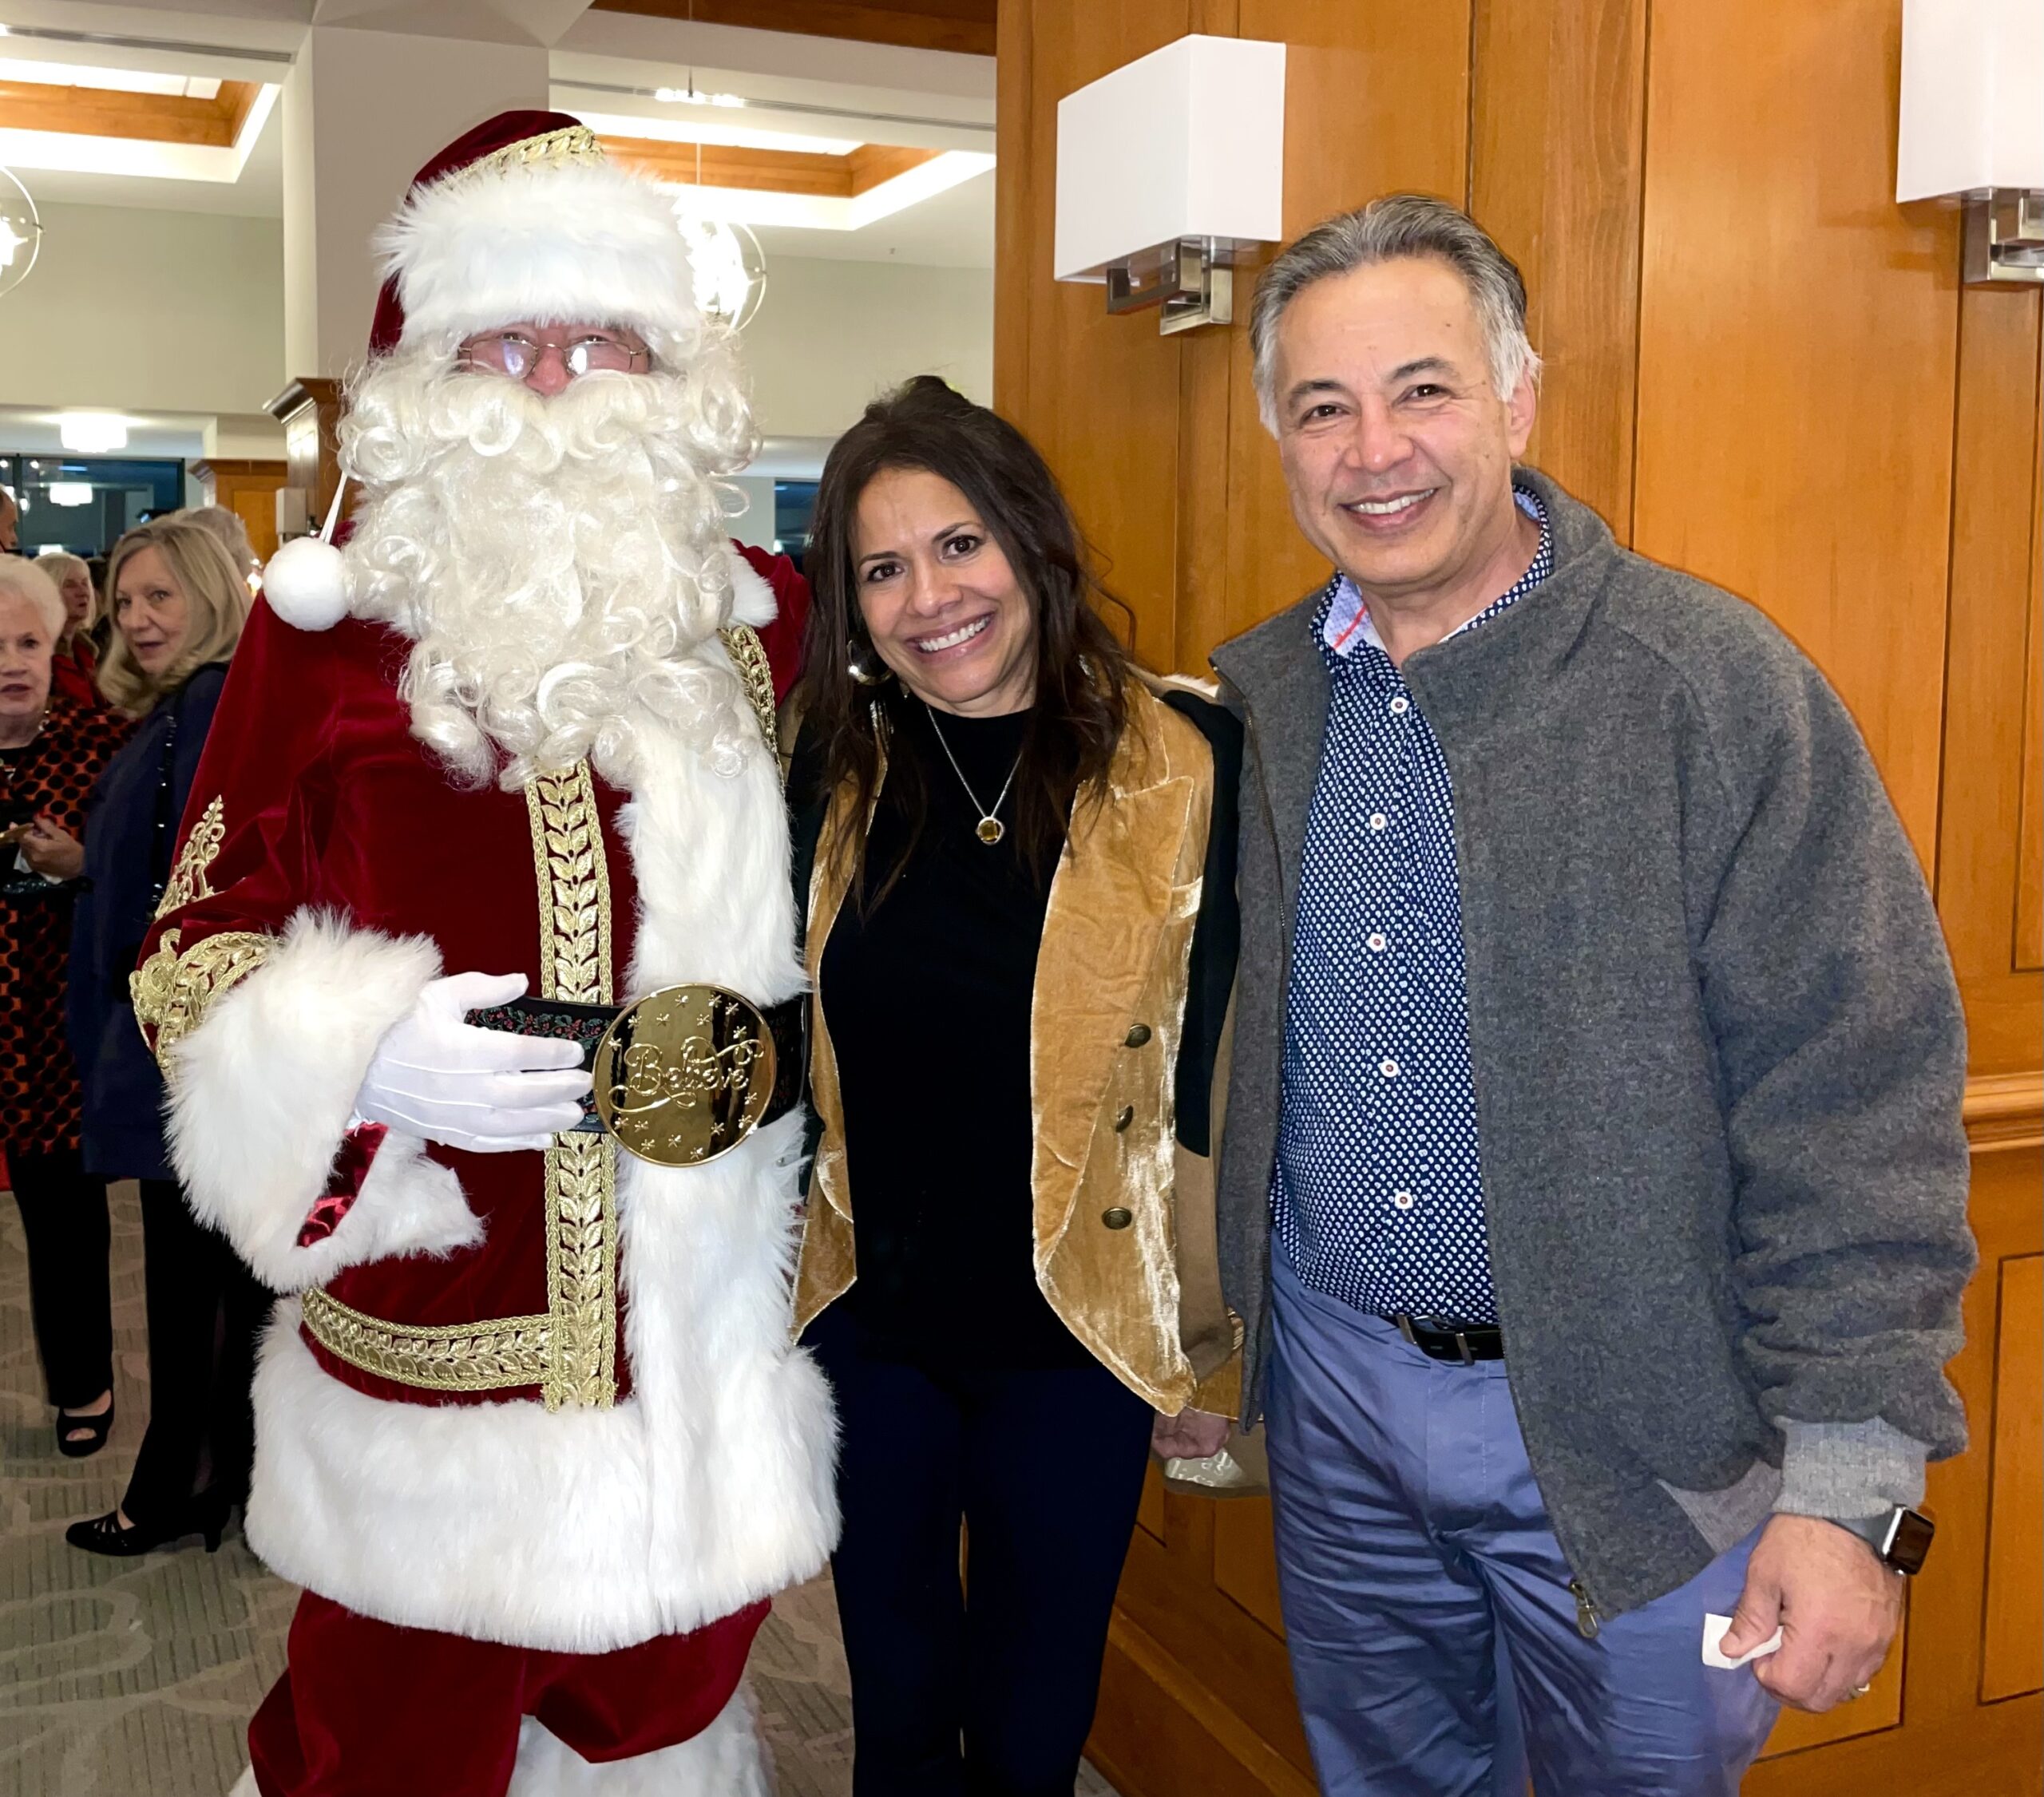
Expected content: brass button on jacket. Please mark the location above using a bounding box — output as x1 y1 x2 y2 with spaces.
1101 1207 1134 1230
1113 1105 1135 1131
1124 1023 1152 1047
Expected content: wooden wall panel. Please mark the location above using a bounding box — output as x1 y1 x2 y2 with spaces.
1932 287 2043 1074
1630 0 1959 873
2016 432 2042 972
1982 1254 2043 1704
1468 0 1649 542
1003 1 1191 669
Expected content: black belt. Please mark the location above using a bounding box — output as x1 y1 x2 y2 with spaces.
1390 1314 1505 1364
465 991 805 1146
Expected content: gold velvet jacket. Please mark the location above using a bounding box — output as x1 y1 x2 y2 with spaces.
792 678 1240 1415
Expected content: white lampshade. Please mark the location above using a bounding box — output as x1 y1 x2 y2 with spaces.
1897 0 2044 202
1054 34 1285 283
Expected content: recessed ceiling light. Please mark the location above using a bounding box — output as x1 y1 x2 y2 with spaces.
59 414 128 453
48 482 93 507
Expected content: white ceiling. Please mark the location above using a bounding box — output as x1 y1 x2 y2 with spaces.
6 3 996 267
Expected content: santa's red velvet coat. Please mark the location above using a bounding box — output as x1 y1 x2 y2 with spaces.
134 555 836 1660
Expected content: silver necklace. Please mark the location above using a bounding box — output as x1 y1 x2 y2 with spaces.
922 700 1022 846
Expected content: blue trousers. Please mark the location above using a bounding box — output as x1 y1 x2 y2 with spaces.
1265 1254 1780 1796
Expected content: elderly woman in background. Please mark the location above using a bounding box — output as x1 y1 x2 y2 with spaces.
0 559 131 1455
65 517 267 1557
34 552 102 708
789 377 1239 1797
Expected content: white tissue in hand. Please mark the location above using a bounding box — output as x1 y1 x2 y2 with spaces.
260 536 350 631
1702 1613 1784 1669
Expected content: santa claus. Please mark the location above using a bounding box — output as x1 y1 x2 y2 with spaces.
131 113 836 1796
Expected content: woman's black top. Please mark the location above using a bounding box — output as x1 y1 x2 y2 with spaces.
68 663 229 1182
818 699 1095 1368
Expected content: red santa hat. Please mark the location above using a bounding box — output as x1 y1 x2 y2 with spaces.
366 109 703 360
264 111 715 632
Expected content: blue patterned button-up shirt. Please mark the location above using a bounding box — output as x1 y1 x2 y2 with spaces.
1271 485 1553 1324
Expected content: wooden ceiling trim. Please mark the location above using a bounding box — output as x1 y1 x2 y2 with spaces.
591 0 996 57
846 144 944 194
602 136 943 198
603 136 860 196
0 81 252 149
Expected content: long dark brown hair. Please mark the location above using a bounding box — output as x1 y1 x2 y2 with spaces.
794 376 1131 905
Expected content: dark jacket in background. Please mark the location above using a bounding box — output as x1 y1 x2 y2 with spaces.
69 663 229 1181
1210 468 1974 1617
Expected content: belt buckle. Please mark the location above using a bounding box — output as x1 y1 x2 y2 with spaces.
592 984 777 1168
1407 1313 1478 1366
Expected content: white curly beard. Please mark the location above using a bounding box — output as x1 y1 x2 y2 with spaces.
339 342 758 792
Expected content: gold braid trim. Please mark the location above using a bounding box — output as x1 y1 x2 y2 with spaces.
720 623 779 758
304 762 622 1407
465 125 604 182
300 1288 551 1392
530 762 619 1411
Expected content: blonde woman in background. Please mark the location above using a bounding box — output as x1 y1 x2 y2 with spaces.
34 551 102 708
62 517 268 1557
179 505 260 588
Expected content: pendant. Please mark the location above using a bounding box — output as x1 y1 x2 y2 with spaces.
976 817 1006 845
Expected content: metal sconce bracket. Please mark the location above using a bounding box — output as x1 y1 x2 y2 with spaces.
1963 190 2044 285
1104 237 1242 334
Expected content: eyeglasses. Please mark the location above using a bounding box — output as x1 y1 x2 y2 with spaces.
458 331 649 380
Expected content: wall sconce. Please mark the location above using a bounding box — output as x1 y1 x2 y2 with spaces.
1897 0 2043 284
1053 35 1285 334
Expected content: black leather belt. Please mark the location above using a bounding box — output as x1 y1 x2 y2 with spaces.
1391 1314 1506 1364
465 989 805 1163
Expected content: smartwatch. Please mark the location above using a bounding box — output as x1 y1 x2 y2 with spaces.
1829 1506 1935 1575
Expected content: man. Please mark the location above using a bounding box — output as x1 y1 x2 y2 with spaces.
133 113 837 1796
1209 193 1974 1794
0 485 18 554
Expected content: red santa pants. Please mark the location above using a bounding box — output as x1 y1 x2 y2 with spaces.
247 1589 768 1796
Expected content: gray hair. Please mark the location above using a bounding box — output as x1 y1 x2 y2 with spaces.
1250 194 1540 433
178 504 259 577
0 556 66 640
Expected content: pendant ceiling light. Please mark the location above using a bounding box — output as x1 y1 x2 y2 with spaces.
0 166 42 299
676 210 767 331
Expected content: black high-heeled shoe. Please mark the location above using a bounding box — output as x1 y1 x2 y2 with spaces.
65 1487 233 1558
54 1399 115 1459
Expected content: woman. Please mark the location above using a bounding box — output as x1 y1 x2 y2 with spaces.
36 551 101 708
0 558 130 1455
790 377 1238 1797
65 517 268 1557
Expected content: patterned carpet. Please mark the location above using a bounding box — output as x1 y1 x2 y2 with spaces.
0 1183 1118 1797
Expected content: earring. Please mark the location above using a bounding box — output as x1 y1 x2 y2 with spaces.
846 639 891 687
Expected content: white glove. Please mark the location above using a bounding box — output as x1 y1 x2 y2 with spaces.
353 971 592 1154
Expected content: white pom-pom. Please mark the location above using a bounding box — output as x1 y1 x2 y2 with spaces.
259 536 351 631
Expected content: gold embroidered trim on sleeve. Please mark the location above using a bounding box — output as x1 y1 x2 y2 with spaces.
155 795 226 920
131 928 272 1063
299 1288 551 1391
720 623 779 759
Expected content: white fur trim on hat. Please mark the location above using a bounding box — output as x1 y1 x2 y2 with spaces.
376 158 703 353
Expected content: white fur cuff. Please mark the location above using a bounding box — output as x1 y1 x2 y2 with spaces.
166 912 480 1291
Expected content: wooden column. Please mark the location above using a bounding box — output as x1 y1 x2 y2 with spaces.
265 377 346 533
189 458 290 564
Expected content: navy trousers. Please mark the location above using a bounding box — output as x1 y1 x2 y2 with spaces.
1265 1253 1780 1796
807 1308 1155 1797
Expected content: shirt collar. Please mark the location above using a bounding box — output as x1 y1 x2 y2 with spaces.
1318 483 1552 663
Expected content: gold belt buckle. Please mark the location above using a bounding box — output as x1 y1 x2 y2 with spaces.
592 984 778 1168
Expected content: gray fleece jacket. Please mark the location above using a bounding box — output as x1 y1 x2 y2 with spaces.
1210 468 1975 1620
